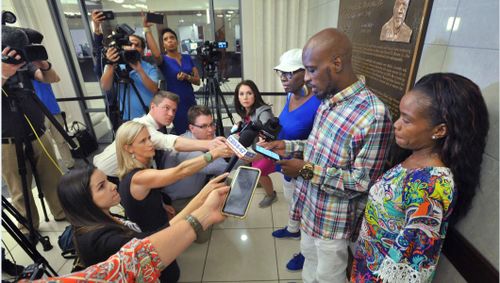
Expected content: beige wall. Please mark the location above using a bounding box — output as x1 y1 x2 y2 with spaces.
416 0 499 279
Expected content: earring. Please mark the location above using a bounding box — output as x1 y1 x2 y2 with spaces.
131 153 136 159
432 135 437 140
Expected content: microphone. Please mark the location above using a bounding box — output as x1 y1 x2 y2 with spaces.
2 26 47 63
224 125 259 173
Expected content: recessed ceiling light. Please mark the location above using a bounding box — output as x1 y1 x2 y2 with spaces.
196 13 202 16
136 3 147 9
216 14 223 18
227 10 234 14
114 0 124 3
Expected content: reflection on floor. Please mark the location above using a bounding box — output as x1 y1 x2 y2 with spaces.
1 172 304 282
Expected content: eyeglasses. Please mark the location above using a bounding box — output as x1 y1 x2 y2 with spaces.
191 122 216 129
275 69 304 80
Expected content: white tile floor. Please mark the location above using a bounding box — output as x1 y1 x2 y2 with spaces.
1 172 304 282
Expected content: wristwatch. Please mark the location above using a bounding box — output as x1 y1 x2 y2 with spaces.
203 152 213 163
299 163 314 180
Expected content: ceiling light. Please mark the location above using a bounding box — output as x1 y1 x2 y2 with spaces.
122 4 135 9
227 10 234 14
179 19 185 23
217 14 223 18
196 13 202 16
136 3 148 9
114 0 124 3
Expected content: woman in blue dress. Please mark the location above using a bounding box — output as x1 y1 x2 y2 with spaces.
144 19 200 134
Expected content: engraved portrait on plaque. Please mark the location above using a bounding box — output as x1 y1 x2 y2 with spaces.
380 0 413 43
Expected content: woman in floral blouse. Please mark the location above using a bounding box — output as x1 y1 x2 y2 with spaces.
351 73 489 282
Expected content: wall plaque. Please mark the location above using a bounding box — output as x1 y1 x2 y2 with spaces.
338 0 433 118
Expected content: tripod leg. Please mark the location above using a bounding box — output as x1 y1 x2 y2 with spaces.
216 85 235 126
2 197 53 251
12 139 38 245
24 140 49 222
2 209 58 276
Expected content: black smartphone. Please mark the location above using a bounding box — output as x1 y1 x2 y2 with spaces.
102 10 115 20
146 12 164 24
254 145 280 161
222 166 261 218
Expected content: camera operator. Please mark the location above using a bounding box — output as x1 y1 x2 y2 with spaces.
1 46 66 235
143 14 200 135
99 24 159 121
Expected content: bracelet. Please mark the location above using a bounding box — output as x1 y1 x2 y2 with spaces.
185 214 203 240
40 61 52 72
144 26 151 33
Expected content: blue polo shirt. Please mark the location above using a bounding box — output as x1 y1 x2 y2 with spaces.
32 80 61 115
118 60 159 120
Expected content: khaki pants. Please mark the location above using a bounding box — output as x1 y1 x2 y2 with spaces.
45 114 75 169
2 133 65 233
172 197 212 243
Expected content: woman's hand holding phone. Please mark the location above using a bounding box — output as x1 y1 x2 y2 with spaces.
191 186 230 230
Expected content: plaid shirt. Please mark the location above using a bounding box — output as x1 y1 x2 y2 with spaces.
285 80 393 240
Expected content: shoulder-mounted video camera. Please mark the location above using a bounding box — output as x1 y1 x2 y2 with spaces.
1 11 48 65
196 40 227 65
104 23 141 65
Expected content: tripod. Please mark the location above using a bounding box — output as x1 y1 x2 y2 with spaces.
2 196 58 278
2 70 78 247
112 66 149 127
200 62 234 136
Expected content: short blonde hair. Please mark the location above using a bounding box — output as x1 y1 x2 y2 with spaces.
116 121 148 179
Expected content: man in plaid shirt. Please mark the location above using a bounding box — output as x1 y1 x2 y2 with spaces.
267 28 393 282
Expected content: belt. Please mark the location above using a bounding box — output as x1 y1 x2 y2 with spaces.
2 133 40 144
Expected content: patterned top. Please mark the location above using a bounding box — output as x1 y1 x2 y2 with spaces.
351 164 455 283
36 238 165 282
285 80 393 239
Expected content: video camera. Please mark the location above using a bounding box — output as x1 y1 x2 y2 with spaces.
196 40 228 65
1 11 48 65
104 23 141 65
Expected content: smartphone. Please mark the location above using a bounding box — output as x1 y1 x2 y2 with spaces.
222 166 261 218
146 12 164 24
216 41 228 49
102 10 115 20
254 145 280 161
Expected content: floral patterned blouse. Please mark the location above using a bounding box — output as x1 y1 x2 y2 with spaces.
351 164 455 283
35 238 165 282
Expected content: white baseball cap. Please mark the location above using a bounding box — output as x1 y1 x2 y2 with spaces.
273 48 304 72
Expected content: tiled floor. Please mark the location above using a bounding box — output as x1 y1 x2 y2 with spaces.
1 172 303 282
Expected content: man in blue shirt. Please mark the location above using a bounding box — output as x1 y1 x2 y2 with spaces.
32 80 75 169
100 32 159 122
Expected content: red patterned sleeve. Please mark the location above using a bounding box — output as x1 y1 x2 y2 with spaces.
36 238 165 283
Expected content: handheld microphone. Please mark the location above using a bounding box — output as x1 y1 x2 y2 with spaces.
224 125 258 173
